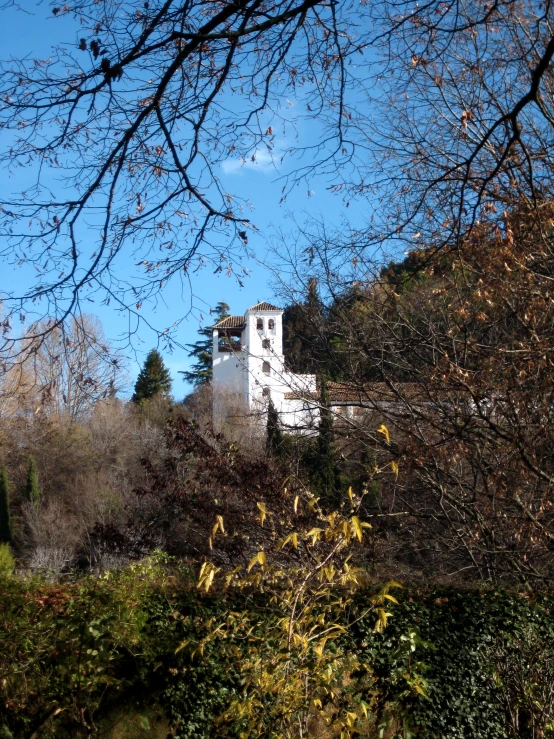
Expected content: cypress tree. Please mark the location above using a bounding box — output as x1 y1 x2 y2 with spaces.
266 399 283 457
313 378 342 504
25 456 40 506
132 349 172 403
180 302 230 386
0 466 11 544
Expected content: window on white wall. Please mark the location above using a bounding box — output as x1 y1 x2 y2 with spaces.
257 318 264 330
262 386 271 397
262 361 270 375
262 338 270 349
268 319 275 331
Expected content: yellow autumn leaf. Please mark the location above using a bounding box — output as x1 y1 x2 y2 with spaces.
351 515 363 542
306 527 323 545
391 460 399 477
198 561 208 582
216 514 225 533
175 638 189 654
247 550 266 572
204 569 215 592
378 423 390 444
197 561 218 592
257 501 266 527
346 711 358 727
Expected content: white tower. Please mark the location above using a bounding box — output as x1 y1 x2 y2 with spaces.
212 302 317 431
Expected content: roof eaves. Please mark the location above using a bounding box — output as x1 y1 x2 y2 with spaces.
213 315 246 329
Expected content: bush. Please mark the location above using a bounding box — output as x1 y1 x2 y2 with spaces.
349 587 554 739
2 557 554 739
0 554 245 738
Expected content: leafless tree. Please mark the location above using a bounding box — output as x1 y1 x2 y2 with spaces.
4 0 553 351
1 314 127 420
0 0 370 357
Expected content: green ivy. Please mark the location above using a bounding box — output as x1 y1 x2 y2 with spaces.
2 561 554 739
349 587 554 738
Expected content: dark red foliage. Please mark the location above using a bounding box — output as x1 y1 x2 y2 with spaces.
95 417 295 567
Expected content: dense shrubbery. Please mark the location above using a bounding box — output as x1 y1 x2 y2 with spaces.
0 555 240 739
2 557 553 738
351 588 554 738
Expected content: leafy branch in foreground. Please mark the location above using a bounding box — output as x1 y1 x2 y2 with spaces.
192 450 402 739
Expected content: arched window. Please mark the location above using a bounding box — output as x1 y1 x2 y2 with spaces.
256 318 264 330
262 338 270 349
262 361 270 375
262 386 271 398
268 319 275 331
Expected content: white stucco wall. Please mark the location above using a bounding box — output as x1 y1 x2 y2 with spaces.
212 330 247 402
244 308 285 408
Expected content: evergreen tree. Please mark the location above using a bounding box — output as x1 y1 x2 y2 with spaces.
282 278 327 375
311 378 342 504
180 302 230 386
266 399 283 457
0 467 11 544
25 456 40 506
132 349 172 403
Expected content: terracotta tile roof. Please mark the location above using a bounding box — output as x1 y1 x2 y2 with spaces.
284 382 440 403
213 315 246 329
247 301 281 312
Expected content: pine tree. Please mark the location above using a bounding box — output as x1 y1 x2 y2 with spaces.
266 399 283 457
0 467 11 544
180 302 230 386
25 456 40 506
132 349 172 403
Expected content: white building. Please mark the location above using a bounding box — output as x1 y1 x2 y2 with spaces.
212 302 318 432
211 302 461 434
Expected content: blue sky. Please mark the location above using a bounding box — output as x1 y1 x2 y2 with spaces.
0 4 369 397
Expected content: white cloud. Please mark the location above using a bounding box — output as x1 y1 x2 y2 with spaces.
221 147 279 176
